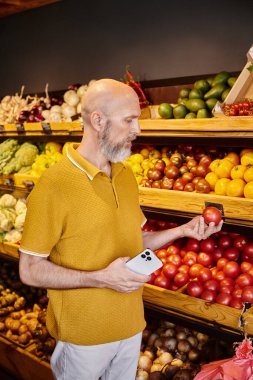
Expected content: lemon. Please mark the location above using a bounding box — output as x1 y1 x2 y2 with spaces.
158 103 173 119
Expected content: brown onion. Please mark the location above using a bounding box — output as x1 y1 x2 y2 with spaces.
161 320 176 329
154 337 164 348
196 332 209 343
176 331 187 340
171 358 183 367
160 328 175 338
138 355 152 372
150 364 162 373
173 369 191 380
188 348 200 362
143 349 155 361
148 333 159 347
163 337 177 352
142 328 152 343
187 335 198 348
177 339 192 353
136 369 149 380
158 352 173 365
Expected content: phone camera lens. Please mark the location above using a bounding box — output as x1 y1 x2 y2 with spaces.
141 254 146 259
147 257 152 261
145 251 150 255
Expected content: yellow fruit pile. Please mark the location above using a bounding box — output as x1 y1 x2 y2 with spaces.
205 149 253 198
29 142 64 177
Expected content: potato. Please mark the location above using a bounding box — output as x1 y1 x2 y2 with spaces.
5 317 14 330
14 297 26 310
18 324 28 335
18 333 31 345
0 321 5 332
10 311 22 320
10 319 21 334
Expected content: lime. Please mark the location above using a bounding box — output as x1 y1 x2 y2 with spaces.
205 98 218 111
173 105 188 119
227 77 237 87
221 88 231 101
186 99 206 112
177 98 188 107
179 88 191 98
189 89 203 99
158 103 173 119
185 112 196 119
197 108 210 118
194 79 210 93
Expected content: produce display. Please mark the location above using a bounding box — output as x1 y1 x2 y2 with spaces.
143 218 253 310
123 68 149 108
157 71 237 119
223 99 253 116
0 260 55 361
136 317 234 380
0 193 26 243
126 144 253 199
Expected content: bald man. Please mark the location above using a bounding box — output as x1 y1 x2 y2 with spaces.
19 79 222 380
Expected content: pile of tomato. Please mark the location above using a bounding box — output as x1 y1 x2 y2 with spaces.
223 99 253 116
144 219 253 310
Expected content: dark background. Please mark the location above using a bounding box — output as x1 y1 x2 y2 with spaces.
0 0 252 97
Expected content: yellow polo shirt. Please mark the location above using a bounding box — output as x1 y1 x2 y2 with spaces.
20 144 146 345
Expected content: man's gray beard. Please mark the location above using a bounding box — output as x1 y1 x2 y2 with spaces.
99 122 131 163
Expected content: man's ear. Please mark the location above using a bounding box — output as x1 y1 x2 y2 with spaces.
90 111 106 132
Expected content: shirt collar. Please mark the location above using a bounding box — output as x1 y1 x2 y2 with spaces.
66 143 125 180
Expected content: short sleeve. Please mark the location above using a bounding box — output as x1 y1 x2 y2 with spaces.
19 174 66 257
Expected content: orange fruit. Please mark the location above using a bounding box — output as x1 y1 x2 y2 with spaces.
244 166 253 183
241 152 253 166
225 152 240 166
244 181 253 198
214 159 234 179
205 172 219 190
231 165 247 180
214 178 231 195
226 179 246 197
209 159 220 172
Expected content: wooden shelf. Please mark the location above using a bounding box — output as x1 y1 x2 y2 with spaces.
143 284 253 336
139 187 253 222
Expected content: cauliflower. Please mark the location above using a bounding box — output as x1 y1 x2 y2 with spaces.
0 194 16 208
0 210 14 232
2 142 38 175
4 229 22 244
14 212 26 231
0 139 19 174
15 199 27 215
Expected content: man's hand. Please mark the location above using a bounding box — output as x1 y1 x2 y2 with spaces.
179 216 223 241
101 257 150 293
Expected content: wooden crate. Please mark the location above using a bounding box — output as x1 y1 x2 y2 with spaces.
0 336 54 380
143 284 253 335
2 242 19 259
139 187 253 222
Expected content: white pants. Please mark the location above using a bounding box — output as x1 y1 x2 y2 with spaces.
50 332 142 380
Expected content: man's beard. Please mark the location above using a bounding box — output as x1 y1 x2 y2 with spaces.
98 121 134 163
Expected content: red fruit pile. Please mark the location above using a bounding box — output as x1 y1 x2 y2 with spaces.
224 99 253 116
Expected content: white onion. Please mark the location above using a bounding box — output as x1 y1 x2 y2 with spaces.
138 355 152 372
77 85 88 98
76 103 82 114
49 111 62 122
62 105 76 119
136 369 149 380
50 105 62 113
64 90 79 107
143 350 155 361
42 110 50 120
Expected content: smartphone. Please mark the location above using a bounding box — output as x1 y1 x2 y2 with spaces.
125 248 163 275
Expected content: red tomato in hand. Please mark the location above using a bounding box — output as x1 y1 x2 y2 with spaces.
202 206 222 226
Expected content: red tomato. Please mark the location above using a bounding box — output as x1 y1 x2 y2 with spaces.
186 238 200 253
243 243 253 258
167 245 180 256
178 264 190 275
220 278 235 287
217 258 229 270
146 273 156 284
219 285 234 294
162 263 178 279
241 262 253 273
156 220 168 230
167 254 182 267
183 251 198 266
180 249 187 258
212 247 224 262
169 282 180 291
154 275 170 289
223 247 240 261
236 273 253 288
218 236 232 249
153 268 162 277
174 272 189 287
241 286 253 303
197 252 213 267
200 238 216 253
203 279 219 292
189 264 204 278
216 293 232 306
160 258 167 264
197 268 212 282
233 236 248 251
229 298 243 309
215 271 226 282
232 288 242 299
202 206 222 226
201 289 217 302
156 249 168 259
187 280 204 297
223 261 241 278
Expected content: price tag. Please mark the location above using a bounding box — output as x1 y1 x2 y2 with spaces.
4 177 15 189
204 201 224 216
71 113 81 121
23 180 35 192
16 123 25 134
42 122 52 134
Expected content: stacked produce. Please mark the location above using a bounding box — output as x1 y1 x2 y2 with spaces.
158 72 236 119
0 260 55 361
136 318 233 380
29 141 63 177
0 193 26 243
223 99 253 116
123 68 149 108
143 218 253 310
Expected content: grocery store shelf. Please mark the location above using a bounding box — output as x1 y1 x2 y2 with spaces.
143 284 253 336
0 243 19 261
139 187 253 222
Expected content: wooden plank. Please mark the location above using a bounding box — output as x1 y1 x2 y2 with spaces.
0 336 53 380
139 117 253 132
139 187 253 221
143 284 253 335
1 243 19 259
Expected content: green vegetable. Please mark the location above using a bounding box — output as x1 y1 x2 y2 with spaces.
2 142 38 175
204 83 227 100
212 71 230 86
0 139 19 174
